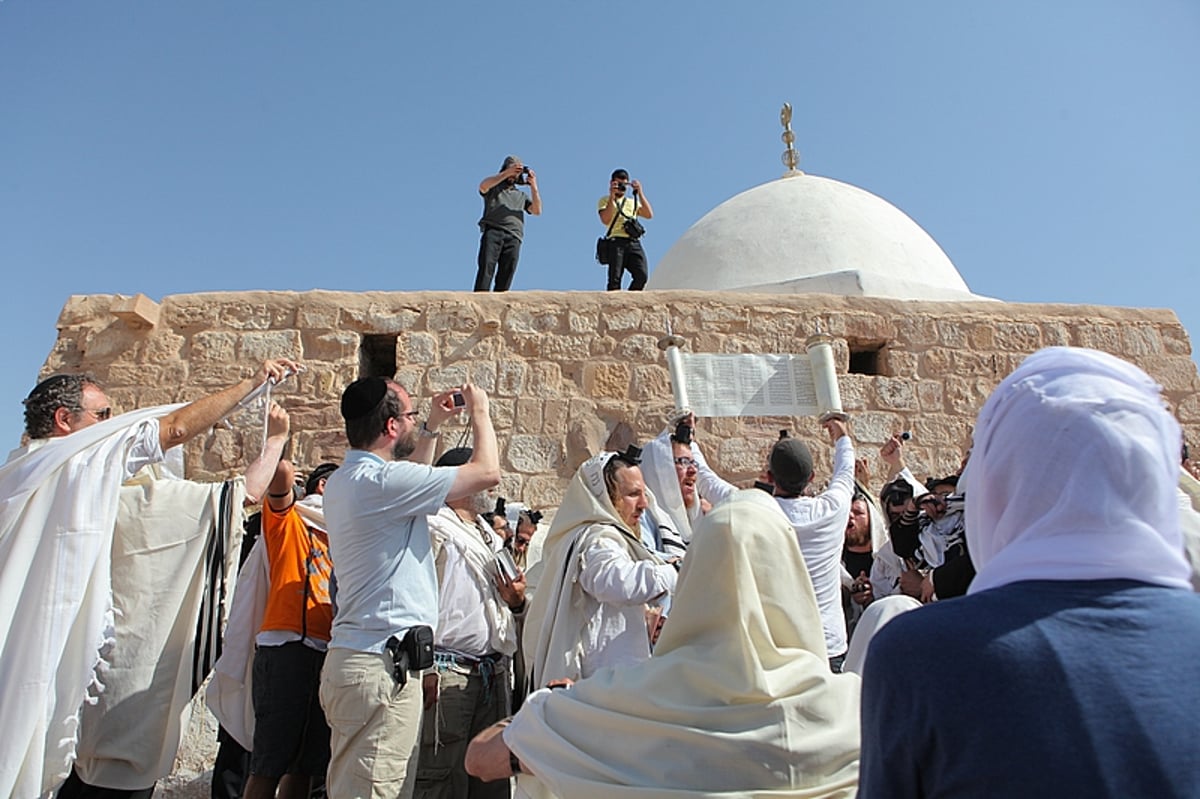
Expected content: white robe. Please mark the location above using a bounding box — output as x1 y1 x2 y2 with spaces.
0 406 178 798
506 490 862 799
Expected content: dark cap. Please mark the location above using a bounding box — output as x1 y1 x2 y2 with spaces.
502 155 521 170
611 168 629 181
436 447 473 467
304 462 339 496
769 437 814 493
880 479 914 506
340 376 389 421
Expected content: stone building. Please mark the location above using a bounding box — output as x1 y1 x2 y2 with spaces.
42 288 1200 510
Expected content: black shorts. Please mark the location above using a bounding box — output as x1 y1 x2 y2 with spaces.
250 641 331 778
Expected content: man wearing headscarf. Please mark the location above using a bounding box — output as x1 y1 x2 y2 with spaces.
521 449 677 689
638 411 706 558
465 490 862 799
860 347 1200 797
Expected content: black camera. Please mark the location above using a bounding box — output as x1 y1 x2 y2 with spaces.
615 181 628 193
673 421 693 445
516 166 532 185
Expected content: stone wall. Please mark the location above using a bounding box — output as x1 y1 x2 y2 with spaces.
43 289 1200 507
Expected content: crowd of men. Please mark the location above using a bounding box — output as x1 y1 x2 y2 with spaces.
2 344 1200 799
472 159 653 293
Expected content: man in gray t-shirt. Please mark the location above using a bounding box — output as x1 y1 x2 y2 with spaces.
473 155 542 292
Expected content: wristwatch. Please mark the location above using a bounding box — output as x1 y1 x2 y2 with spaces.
417 422 440 439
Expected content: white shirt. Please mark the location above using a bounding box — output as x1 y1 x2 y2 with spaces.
775 437 856 658
695 436 856 657
428 507 506 658
578 536 676 678
322 450 456 653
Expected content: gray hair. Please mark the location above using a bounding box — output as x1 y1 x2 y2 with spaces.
23 373 100 439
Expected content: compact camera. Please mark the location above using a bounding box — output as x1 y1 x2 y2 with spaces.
516 166 532 185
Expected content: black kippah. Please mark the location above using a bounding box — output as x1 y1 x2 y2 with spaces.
341 376 388 421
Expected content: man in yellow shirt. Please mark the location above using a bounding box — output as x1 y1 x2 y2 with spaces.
597 168 654 291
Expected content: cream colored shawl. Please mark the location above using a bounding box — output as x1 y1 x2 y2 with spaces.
506 490 862 799
522 452 664 688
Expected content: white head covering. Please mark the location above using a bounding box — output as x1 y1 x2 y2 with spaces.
506 490 861 799
522 452 662 687
963 346 1191 594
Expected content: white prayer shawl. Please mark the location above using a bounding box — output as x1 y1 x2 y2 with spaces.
0 405 180 799
505 490 862 799
963 347 1191 594
640 428 701 544
427 507 518 657
523 453 667 688
73 471 246 789
206 493 326 750
205 537 269 751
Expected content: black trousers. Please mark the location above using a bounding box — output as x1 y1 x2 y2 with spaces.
56 769 153 799
474 227 522 292
605 237 648 291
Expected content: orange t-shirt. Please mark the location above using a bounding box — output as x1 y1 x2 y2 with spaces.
259 501 333 642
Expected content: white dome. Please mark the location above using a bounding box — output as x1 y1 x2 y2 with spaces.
647 174 979 300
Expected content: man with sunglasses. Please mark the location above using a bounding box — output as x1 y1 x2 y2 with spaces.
320 378 500 799
5 360 300 799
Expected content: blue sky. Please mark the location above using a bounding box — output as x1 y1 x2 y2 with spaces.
2 1 1197 448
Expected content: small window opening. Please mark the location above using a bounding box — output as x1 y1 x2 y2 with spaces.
360 335 398 379
848 342 885 376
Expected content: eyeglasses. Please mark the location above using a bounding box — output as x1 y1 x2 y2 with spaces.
673 457 697 468
401 410 420 421
82 407 112 421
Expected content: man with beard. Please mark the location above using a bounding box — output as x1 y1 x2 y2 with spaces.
320 378 500 799
416 447 526 799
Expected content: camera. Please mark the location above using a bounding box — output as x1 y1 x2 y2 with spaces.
452 391 465 408
516 166 532 185
673 421 693 445
615 181 628 193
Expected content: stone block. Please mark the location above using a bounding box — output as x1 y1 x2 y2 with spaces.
110 294 160 329
542 398 569 436
468 361 498 393
967 323 995 350
304 331 358 362
514 398 543 434
894 315 939 346
582 362 631 400
917 379 944 412
399 332 439 365
296 304 341 330
938 320 969 349
506 431 561 470
851 411 906 445
425 302 482 333
1120 325 1164 357
1041 321 1072 347
921 348 952 377
883 350 919 378
630 364 671 402
528 362 564 396
602 307 644 332
874 377 920 411
427 364 470 391
992 322 1042 353
143 332 187 365
590 335 618 356
239 330 303 362
1074 323 1122 354
567 310 599 334
495 359 528 396
490 399 515 430
617 334 662 363
838 374 871 411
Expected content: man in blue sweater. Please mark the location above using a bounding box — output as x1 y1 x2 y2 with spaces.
859 347 1200 798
